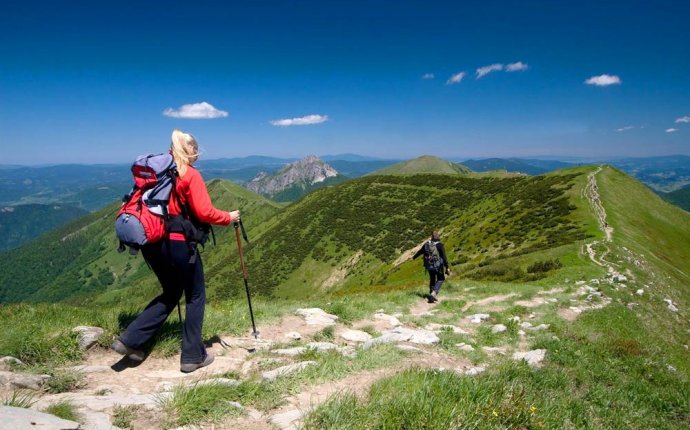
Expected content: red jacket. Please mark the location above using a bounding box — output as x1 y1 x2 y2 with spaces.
169 166 231 240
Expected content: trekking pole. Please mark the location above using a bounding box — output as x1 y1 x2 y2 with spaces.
234 219 259 339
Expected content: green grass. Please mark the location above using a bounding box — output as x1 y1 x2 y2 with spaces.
1 390 36 408
112 405 141 429
305 305 690 429
44 400 82 423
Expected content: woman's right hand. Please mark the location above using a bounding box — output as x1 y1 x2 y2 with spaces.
229 210 241 223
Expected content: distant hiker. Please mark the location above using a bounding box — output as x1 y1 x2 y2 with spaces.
413 230 450 303
112 129 240 373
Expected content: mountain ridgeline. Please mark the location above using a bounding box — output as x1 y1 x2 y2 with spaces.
1 159 592 304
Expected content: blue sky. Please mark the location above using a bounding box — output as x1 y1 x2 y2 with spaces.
1 0 689 164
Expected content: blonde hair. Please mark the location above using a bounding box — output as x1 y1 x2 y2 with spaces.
171 129 199 175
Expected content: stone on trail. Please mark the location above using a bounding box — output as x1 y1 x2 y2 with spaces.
285 331 302 340
295 308 338 326
456 343 475 352
262 361 316 381
0 356 23 371
635 289 644 296
190 377 240 388
1 405 81 430
306 341 340 351
363 327 439 349
491 324 507 334
272 347 307 357
663 299 679 312
396 345 424 353
0 370 50 391
340 329 373 342
482 346 507 355
270 409 304 430
72 325 105 350
65 365 110 374
374 312 402 327
467 313 490 324
463 366 486 376
513 349 547 367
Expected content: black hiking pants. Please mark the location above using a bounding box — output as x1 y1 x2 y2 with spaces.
429 269 445 294
120 240 208 365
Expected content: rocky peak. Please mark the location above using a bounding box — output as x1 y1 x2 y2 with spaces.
245 155 339 196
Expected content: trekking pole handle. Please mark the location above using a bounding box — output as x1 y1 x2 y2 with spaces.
234 219 249 243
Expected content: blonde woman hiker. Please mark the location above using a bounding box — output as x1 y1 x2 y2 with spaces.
112 129 240 372
413 230 451 303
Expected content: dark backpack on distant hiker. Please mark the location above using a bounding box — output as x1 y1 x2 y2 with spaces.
423 240 443 273
115 153 214 259
115 153 178 253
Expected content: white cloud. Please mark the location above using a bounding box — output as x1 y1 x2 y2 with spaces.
506 61 528 72
585 74 622 86
666 128 679 133
616 126 635 132
675 116 690 123
270 114 328 126
421 73 435 80
446 71 466 84
163 102 228 119
476 63 504 79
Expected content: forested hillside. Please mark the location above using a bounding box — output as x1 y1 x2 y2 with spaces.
0 204 88 251
0 180 281 304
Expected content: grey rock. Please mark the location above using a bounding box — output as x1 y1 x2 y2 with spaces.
664 299 679 312
340 329 373 342
467 313 490 324
635 289 644 296
0 370 50 391
374 312 402 327
491 324 507 334
513 349 547 367
262 361 316 381
482 346 507 355
269 409 304 430
284 331 302 340
306 342 339 351
71 326 105 350
464 366 486 376
1 405 81 429
0 356 24 371
396 345 424 353
272 347 307 356
295 308 338 326
456 343 475 352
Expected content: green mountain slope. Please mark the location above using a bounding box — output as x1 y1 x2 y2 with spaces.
369 155 471 176
0 180 282 304
663 185 690 212
208 170 591 299
0 204 88 251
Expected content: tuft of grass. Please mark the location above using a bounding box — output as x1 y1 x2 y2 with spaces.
44 400 81 423
45 369 85 394
1 390 36 408
311 326 335 342
359 325 380 338
112 404 141 429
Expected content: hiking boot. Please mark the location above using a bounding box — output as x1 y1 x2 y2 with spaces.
111 337 145 362
431 291 440 302
180 352 215 373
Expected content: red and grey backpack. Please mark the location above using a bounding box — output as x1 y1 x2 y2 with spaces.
115 153 178 253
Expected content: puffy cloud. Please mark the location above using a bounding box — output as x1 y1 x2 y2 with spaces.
506 61 528 72
585 74 622 86
666 128 679 133
162 102 228 119
446 71 466 84
675 116 690 123
476 63 504 79
270 114 329 126
616 126 634 132
421 73 435 80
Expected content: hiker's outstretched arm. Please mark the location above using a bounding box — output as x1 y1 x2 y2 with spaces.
412 246 424 259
